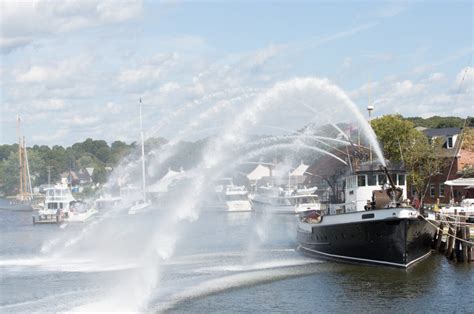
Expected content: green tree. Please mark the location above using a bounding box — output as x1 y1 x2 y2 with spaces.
92 166 107 184
110 140 132 164
1 151 20 195
371 114 415 162
77 153 100 169
371 114 444 203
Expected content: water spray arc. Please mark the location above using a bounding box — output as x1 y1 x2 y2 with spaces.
43 76 389 312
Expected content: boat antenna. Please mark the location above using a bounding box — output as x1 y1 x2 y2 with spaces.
139 98 147 203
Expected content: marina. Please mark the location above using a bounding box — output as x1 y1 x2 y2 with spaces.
1 1 473 312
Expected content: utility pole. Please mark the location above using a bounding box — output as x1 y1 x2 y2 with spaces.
47 166 52 185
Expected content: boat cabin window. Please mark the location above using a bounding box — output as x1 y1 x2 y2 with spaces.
368 174 377 186
398 174 405 186
289 197 316 205
47 203 63 209
347 176 357 189
357 175 366 187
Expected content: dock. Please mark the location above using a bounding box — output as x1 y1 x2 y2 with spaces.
32 213 64 225
431 212 473 263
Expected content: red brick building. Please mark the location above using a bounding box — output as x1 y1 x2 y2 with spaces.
413 127 474 204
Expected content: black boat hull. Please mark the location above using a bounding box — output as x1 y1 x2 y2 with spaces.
297 216 436 268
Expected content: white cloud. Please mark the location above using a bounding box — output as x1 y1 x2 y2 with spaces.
14 55 92 84
31 128 69 143
350 66 472 118
159 82 180 93
105 102 122 114
118 53 178 85
63 116 100 127
31 98 66 110
391 80 424 97
0 0 143 52
426 72 445 83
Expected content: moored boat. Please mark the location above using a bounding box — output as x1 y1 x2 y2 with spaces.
206 178 252 212
250 185 321 214
68 200 98 222
128 98 152 215
34 183 75 224
297 164 437 268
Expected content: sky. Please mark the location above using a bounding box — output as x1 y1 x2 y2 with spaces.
0 0 473 146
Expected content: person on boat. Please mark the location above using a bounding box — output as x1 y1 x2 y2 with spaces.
412 195 420 209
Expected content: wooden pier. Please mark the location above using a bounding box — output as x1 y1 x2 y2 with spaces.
32 213 64 225
432 212 473 263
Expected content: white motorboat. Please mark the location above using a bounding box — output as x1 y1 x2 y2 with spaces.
68 200 98 222
128 200 152 215
250 185 320 214
212 179 252 212
440 198 474 220
34 183 75 224
95 194 123 210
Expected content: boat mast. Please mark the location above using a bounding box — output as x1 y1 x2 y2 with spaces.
17 115 25 201
24 136 33 199
139 98 147 203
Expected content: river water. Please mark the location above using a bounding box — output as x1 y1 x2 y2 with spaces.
0 200 472 313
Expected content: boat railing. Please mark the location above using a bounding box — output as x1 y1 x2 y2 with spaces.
46 195 73 202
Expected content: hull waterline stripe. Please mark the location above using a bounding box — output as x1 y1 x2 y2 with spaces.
299 245 432 268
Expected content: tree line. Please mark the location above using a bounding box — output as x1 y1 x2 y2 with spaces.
0 115 471 197
0 139 136 196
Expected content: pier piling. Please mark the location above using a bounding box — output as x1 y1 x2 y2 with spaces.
446 227 455 260
435 222 445 251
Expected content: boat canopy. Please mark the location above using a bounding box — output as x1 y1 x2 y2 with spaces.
444 178 474 187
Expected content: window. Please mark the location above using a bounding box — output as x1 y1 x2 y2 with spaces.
358 175 366 187
378 174 387 186
368 174 377 186
398 174 405 186
439 184 444 197
430 184 435 197
447 136 453 149
391 173 398 185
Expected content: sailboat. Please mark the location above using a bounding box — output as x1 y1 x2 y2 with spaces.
2 116 35 211
128 98 152 215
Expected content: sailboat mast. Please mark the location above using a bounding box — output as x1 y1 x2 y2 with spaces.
139 98 147 203
17 116 24 200
24 137 33 199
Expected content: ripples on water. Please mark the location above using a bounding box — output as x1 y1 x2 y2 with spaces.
0 208 472 313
